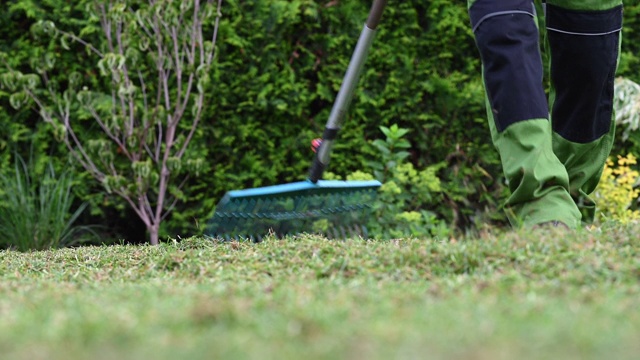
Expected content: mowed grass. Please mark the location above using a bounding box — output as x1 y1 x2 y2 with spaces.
1 225 639 360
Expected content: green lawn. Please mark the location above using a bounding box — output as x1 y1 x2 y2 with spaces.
1 225 639 360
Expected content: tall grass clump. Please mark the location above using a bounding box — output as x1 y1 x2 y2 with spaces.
0 155 95 251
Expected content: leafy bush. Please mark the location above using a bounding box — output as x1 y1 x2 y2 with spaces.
0 155 96 251
340 125 450 239
593 154 640 225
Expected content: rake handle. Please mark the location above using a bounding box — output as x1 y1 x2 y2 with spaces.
309 0 388 183
366 0 388 30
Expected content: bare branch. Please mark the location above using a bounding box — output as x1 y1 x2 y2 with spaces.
87 107 133 161
140 186 154 220
172 73 194 128
152 14 173 115
177 93 204 158
108 15 137 142
155 120 163 161
206 0 224 67
98 3 114 54
193 0 202 64
160 175 190 222
23 88 104 180
114 188 150 228
57 28 105 58
171 25 183 109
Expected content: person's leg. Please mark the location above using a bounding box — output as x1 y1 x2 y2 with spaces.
468 0 581 228
546 0 623 223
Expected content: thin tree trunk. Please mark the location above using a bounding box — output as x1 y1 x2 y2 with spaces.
149 225 159 245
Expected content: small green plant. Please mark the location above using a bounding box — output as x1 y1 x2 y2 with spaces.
368 124 412 182
0 155 96 251
349 125 450 239
593 153 640 225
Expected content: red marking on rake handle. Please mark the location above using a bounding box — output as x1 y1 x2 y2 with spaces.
311 138 322 153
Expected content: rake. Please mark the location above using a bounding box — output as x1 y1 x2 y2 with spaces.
207 0 388 241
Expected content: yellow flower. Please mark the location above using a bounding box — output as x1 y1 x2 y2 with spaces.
594 154 640 224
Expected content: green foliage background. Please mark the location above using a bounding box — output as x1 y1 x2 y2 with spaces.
1 0 639 242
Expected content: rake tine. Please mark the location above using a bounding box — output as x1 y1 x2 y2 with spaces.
331 226 339 240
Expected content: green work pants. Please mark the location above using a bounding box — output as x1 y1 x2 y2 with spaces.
468 0 624 228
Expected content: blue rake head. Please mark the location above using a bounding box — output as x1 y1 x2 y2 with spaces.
206 179 381 241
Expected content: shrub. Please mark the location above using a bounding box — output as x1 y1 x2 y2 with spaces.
593 154 640 225
341 125 451 239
